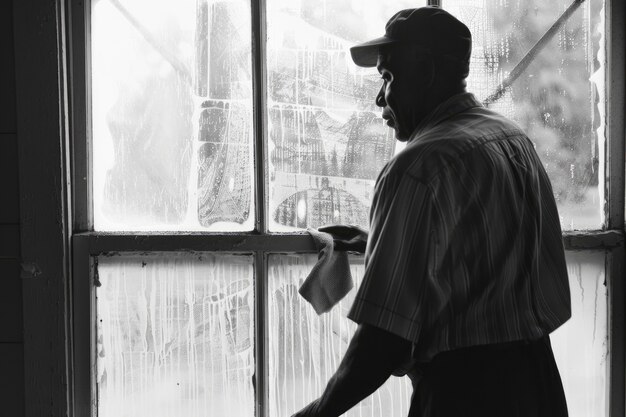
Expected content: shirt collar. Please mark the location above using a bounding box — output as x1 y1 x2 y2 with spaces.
409 92 483 141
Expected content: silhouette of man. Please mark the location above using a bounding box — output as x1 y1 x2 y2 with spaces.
292 7 571 417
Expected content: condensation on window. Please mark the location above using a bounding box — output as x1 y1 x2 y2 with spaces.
266 0 425 231
266 0 605 231
552 251 607 417
96 254 254 417
93 0 605 232
446 0 605 230
94 251 605 417
268 254 413 417
92 0 255 231
268 251 607 417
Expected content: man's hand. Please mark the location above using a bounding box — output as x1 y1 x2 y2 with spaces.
318 224 369 254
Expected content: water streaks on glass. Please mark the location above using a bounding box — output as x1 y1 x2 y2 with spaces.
266 0 425 231
552 251 607 417
268 254 413 417
92 0 254 231
446 0 605 229
267 251 607 417
96 254 254 417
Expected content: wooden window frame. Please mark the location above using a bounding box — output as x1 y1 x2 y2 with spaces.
13 0 625 416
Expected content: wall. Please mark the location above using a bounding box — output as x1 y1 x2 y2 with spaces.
0 0 25 415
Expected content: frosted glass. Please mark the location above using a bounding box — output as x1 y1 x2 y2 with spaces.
268 254 413 417
266 0 426 231
269 251 607 417
445 0 605 230
96 254 254 417
552 251 607 417
92 0 254 231
267 0 604 231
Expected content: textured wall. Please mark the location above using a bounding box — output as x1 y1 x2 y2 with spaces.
0 0 24 416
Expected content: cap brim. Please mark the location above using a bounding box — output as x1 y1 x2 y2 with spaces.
350 36 398 67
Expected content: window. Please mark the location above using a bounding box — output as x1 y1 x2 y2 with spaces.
68 0 624 417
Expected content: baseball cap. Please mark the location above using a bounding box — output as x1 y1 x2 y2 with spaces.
350 7 472 69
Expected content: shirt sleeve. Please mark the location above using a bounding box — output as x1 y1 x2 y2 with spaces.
347 169 439 344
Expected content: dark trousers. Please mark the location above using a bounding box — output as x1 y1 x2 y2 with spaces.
408 336 568 417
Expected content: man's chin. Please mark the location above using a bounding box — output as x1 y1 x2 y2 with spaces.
393 128 411 142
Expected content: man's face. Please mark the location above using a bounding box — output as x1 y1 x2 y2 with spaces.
376 45 432 142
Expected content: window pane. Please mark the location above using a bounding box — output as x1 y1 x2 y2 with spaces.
92 0 254 231
96 254 254 417
269 251 607 417
444 0 605 230
266 0 426 231
552 251 607 417
268 254 413 417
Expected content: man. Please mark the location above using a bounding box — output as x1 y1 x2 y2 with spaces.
292 6 571 417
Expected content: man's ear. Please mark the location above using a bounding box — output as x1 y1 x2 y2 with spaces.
407 44 436 87
414 53 436 89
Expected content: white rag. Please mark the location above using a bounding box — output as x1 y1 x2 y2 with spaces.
298 227 354 315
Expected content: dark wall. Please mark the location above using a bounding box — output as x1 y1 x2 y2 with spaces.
0 0 25 415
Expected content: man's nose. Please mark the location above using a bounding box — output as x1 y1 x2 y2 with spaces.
376 85 386 107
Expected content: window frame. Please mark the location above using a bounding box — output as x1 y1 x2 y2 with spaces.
12 0 624 416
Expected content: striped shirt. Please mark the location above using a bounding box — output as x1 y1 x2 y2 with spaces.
347 93 571 362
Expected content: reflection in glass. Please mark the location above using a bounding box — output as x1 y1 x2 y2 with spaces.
96 254 254 417
445 0 604 229
92 0 254 231
266 0 425 231
268 251 607 417
268 254 413 417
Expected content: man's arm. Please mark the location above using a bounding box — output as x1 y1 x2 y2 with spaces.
291 323 412 417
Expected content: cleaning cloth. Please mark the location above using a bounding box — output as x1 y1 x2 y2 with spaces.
298 227 354 314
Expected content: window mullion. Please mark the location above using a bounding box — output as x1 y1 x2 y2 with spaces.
607 246 625 417
251 0 270 415
606 0 625 230
251 0 269 234
70 0 93 232
71 235 96 417
74 230 625 253
254 251 269 417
